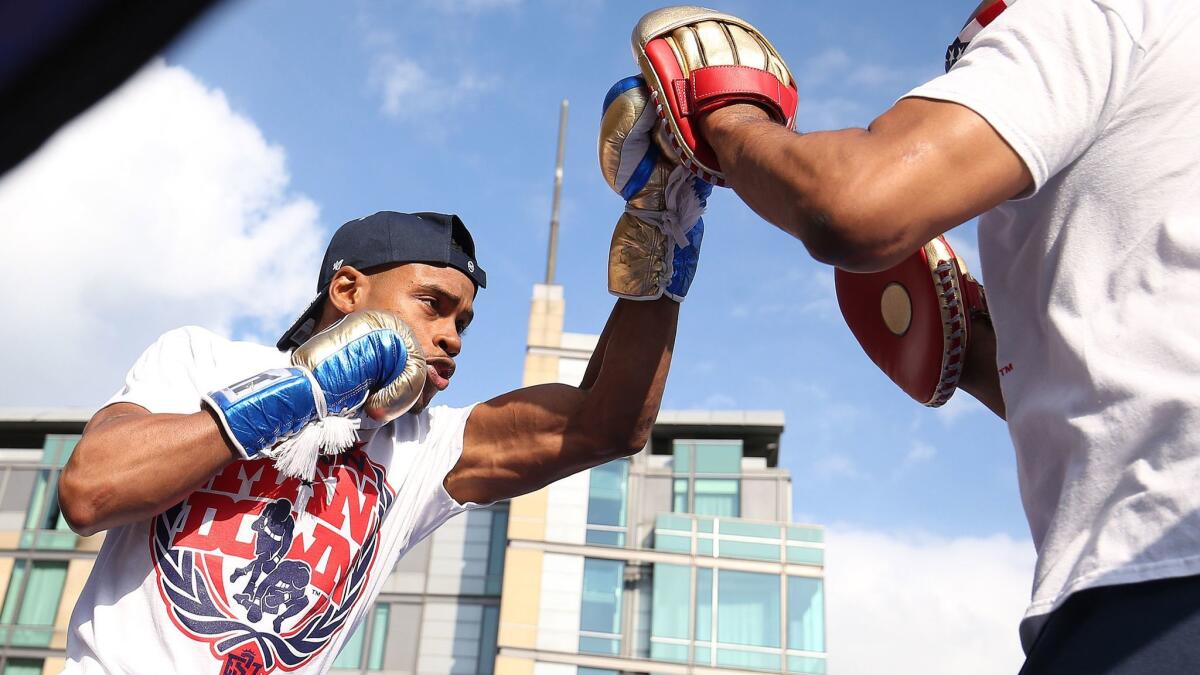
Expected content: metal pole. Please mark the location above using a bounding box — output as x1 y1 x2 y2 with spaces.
545 99 569 285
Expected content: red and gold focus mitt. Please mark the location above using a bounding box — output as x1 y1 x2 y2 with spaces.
834 236 989 407
631 6 797 186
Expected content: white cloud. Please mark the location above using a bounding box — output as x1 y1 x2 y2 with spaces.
813 453 864 481
825 526 1035 675
796 97 872 132
728 267 840 321
0 60 324 408
798 48 853 88
935 390 990 427
367 49 495 125
904 440 937 465
700 392 737 409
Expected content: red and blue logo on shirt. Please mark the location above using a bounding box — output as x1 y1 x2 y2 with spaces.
150 446 394 673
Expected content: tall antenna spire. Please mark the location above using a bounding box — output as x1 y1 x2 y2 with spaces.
545 98 569 285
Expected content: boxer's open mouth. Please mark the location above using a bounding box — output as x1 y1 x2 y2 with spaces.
426 360 454 391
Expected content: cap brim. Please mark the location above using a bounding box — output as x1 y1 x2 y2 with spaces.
276 291 325 351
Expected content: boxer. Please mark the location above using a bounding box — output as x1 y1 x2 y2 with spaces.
56 77 709 673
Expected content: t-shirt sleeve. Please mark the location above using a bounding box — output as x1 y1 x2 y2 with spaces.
903 0 1144 195
400 403 491 547
104 326 220 415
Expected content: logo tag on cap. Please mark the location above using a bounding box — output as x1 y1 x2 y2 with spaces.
332 259 344 271
467 260 475 273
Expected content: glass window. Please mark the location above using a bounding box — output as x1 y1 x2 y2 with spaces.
788 525 824 543
789 654 828 674
22 469 75 550
332 618 365 669
695 567 712 642
674 440 742 474
786 546 824 566
651 564 689 640
0 560 68 647
586 460 628 547
654 534 691 554
578 670 620 675
672 478 689 513
579 558 624 655
717 570 780 648
788 577 825 653
693 479 739 517
479 606 499 675
3 659 42 675
485 507 508 595
672 444 691 473
333 603 387 670
367 604 387 669
693 442 742 474
717 647 782 670
719 540 780 561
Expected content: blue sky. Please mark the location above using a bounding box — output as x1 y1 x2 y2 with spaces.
160 0 1026 541
0 1 1037 668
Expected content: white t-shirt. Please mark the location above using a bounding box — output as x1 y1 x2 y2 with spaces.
64 327 486 674
907 0 1200 651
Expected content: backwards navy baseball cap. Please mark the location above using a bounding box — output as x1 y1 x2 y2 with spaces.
276 211 487 351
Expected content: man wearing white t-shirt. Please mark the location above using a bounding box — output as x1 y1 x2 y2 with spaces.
54 118 707 675
631 0 1200 671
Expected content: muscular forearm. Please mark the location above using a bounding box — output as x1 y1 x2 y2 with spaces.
958 318 1006 419
453 298 677 503
702 105 906 269
578 300 623 390
701 101 1031 271
574 298 677 451
60 406 237 535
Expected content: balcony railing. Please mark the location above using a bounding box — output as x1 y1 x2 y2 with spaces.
653 514 824 566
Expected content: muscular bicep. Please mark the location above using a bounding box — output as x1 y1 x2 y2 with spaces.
83 402 151 434
845 97 1032 266
446 384 602 505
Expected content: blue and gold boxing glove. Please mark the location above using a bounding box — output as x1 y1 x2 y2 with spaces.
598 75 711 302
203 310 426 480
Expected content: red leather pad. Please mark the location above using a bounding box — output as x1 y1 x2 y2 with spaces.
643 38 798 176
644 38 713 167
689 65 797 127
834 237 972 407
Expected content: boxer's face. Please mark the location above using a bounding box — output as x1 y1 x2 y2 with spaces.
323 262 476 412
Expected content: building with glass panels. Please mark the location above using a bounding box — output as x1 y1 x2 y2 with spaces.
495 285 826 675
0 409 510 675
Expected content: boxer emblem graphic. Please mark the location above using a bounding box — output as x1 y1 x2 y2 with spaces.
151 447 394 673
230 499 312 633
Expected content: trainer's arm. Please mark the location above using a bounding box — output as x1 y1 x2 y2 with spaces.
59 405 237 536
446 298 675 504
699 99 1032 271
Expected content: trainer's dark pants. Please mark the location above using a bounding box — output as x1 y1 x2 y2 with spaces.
1020 574 1200 674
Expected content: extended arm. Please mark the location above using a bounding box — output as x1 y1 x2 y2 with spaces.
447 298 676 504
59 404 237 536
700 99 1032 271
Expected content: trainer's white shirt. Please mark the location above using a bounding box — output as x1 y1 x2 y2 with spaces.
907 0 1200 652
64 326 485 674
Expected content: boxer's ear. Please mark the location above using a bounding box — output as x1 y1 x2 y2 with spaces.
326 265 370 315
